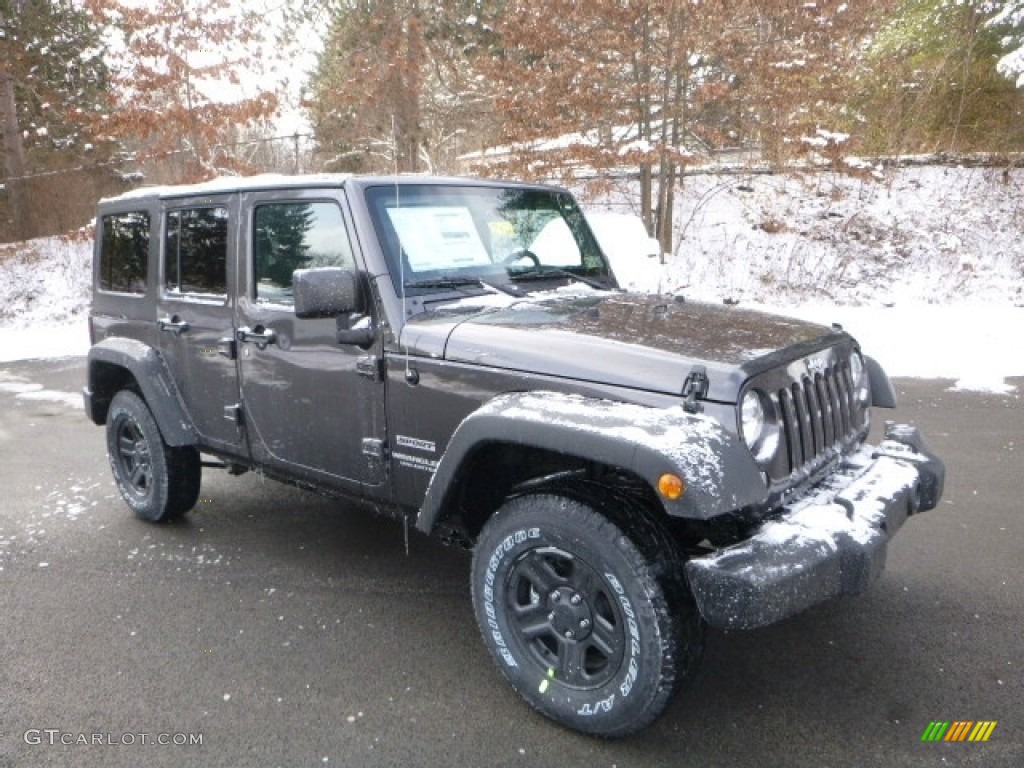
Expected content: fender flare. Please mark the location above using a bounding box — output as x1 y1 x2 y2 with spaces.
85 337 198 447
866 355 898 408
415 391 768 535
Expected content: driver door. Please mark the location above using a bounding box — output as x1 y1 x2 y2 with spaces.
235 189 386 490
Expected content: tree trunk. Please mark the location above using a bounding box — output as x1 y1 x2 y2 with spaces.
1 73 28 240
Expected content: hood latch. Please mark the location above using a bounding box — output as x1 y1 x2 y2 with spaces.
682 366 709 413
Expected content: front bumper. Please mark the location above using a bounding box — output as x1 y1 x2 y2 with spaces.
685 423 945 630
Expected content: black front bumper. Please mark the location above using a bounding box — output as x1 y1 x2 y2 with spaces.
685 424 945 630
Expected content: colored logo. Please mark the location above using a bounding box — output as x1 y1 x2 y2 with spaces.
921 720 997 742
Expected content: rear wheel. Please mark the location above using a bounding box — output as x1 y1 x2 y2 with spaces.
470 492 704 736
106 390 200 522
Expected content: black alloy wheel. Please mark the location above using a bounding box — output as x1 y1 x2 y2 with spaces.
505 545 626 690
114 415 154 502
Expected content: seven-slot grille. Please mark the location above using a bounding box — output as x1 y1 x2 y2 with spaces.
776 359 861 475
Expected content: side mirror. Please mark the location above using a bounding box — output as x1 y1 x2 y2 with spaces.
293 267 363 319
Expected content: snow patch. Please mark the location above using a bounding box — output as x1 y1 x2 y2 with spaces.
475 391 727 495
0 371 82 408
0 323 90 363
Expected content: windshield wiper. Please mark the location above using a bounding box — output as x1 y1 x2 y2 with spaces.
508 266 609 291
404 277 520 296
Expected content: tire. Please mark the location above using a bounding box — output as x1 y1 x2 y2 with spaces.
105 390 201 522
470 492 704 736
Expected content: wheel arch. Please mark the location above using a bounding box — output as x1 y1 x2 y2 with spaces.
85 337 198 447
415 391 769 539
433 440 659 541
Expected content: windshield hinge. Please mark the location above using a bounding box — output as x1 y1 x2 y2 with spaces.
355 355 384 380
682 366 709 414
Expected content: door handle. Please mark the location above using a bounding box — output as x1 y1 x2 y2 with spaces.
157 315 190 335
236 325 277 351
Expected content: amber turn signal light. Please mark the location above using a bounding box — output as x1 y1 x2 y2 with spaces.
657 473 685 500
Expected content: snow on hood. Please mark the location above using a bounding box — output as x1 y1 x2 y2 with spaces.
404 291 843 400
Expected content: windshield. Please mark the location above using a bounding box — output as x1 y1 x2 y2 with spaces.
364 184 615 296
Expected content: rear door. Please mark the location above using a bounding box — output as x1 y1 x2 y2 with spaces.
156 195 244 454
235 188 386 490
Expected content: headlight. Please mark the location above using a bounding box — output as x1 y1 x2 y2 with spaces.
850 352 871 407
741 390 765 445
740 389 779 465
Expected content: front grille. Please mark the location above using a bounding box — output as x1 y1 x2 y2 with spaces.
776 361 859 475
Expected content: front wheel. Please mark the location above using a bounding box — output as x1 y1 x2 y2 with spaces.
470 493 704 736
106 390 200 522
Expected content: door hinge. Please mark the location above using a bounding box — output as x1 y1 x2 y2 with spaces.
223 403 243 426
356 356 384 380
217 337 237 360
361 438 387 461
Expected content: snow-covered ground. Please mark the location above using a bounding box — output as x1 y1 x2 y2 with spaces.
1 165 1021 394
590 164 1024 394
0 231 92 362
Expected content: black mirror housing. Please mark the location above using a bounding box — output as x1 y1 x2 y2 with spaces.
293 267 363 319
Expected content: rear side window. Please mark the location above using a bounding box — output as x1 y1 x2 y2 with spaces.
99 211 149 294
165 207 229 296
253 201 355 305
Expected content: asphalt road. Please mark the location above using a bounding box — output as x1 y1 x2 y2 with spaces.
1 357 1021 768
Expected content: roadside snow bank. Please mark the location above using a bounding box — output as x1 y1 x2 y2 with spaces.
0 234 92 328
0 234 92 363
592 164 1024 307
0 323 90 364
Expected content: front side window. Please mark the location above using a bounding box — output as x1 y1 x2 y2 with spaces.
253 201 354 305
99 211 149 294
164 207 228 296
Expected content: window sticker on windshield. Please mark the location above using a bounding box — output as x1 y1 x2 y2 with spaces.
488 220 516 237
387 207 492 271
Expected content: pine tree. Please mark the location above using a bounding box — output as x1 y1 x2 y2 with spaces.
988 1 1024 87
856 0 1023 153
1 0 109 239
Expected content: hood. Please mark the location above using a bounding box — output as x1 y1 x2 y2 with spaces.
400 292 846 401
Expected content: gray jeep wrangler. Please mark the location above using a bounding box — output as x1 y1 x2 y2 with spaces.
84 174 944 736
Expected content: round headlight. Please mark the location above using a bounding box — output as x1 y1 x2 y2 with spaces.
850 352 871 406
740 389 781 466
740 390 765 447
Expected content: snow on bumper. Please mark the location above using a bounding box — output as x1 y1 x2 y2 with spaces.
684 424 945 630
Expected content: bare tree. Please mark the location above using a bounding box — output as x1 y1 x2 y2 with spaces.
476 0 736 252
88 0 278 181
307 0 497 174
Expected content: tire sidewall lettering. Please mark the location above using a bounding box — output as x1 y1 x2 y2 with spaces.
482 526 540 668
605 571 642 699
